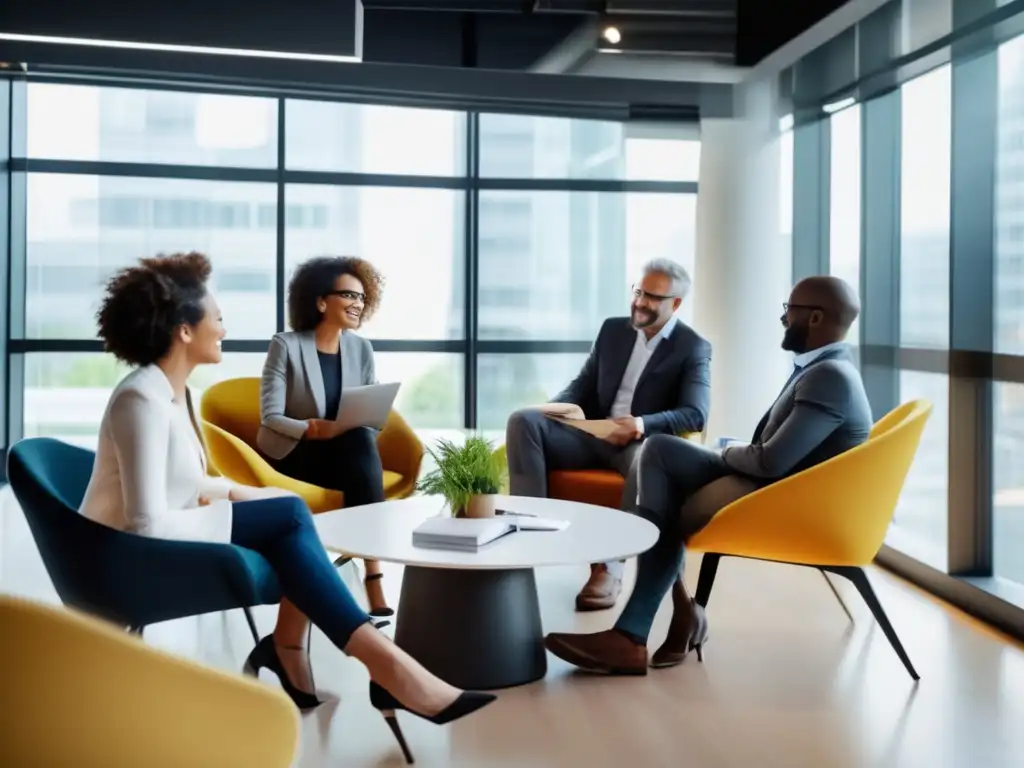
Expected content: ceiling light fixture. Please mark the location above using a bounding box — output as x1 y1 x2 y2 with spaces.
602 26 622 45
822 96 856 114
0 32 362 64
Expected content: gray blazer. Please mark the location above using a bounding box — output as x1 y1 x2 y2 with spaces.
257 330 376 460
721 344 872 480
554 317 712 436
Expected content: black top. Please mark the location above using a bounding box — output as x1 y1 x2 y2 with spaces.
317 350 342 420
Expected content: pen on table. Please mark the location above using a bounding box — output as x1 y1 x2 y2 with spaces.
497 510 537 518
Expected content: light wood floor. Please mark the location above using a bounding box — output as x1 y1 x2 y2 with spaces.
3 486 1023 768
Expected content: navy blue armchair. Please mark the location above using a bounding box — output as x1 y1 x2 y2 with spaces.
6 437 281 641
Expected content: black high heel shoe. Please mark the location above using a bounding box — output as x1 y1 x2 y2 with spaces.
243 635 322 711
368 681 496 764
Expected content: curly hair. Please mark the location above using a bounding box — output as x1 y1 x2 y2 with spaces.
287 256 384 332
96 252 213 367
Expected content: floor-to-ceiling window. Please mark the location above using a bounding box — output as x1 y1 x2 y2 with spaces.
828 103 861 347
993 33 1024 588
813 65 952 570
889 64 952 568
16 86 470 443
783 0 1024 635
4 83 700 452
475 115 699 434
804 6 1024 622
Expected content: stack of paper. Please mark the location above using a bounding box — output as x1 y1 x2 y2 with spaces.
412 515 571 552
412 517 517 552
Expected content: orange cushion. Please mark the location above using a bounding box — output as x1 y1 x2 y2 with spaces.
548 469 625 510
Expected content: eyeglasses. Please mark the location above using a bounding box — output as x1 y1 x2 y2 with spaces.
632 286 677 303
781 302 827 326
782 302 824 313
326 290 365 304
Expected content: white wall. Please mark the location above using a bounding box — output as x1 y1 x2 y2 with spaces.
693 75 794 442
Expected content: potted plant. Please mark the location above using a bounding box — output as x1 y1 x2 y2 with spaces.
417 435 506 518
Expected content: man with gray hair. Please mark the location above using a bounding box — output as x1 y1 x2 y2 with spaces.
543 276 872 674
505 258 712 610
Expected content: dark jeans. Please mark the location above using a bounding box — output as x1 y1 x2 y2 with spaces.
614 434 731 643
271 427 385 507
232 496 370 647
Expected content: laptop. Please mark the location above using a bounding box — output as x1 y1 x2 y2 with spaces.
334 382 401 432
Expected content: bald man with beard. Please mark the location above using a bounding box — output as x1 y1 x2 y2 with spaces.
544 276 873 675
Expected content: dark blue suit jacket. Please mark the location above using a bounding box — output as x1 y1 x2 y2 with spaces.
553 317 712 437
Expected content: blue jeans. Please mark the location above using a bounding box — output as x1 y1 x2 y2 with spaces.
231 496 370 648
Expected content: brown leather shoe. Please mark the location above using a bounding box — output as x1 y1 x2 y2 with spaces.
544 629 648 675
651 603 709 668
575 564 622 611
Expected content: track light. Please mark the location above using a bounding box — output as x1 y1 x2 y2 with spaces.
602 26 621 45
823 97 856 114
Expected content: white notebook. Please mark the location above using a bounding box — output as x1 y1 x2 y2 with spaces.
412 515 569 552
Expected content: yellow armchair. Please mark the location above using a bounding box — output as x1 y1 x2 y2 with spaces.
687 399 932 680
1 594 298 768
198 377 423 512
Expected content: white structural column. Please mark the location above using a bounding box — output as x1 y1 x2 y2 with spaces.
693 77 794 444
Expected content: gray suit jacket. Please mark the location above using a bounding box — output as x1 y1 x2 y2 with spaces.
553 317 712 436
257 330 376 460
721 344 872 480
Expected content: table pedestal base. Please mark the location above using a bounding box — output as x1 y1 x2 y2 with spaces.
394 566 547 690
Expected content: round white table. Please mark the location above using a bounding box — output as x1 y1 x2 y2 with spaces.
314 494 658 690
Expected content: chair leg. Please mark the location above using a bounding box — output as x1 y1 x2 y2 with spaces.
820 569 854 624
694 553 721 608
334 553 365 590
831 566 920 681
243 607 260 645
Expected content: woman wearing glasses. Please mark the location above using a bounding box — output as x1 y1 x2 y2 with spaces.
84 253 493 757
259 256 394 618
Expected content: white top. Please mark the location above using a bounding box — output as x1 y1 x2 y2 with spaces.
609 318 677 433
79 365 235 543
313 494 659 570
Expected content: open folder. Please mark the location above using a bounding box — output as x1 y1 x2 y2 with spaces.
543 413 619 439
335 382 401 432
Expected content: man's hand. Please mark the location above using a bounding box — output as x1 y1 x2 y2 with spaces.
604 416 641 446
305 419 337 440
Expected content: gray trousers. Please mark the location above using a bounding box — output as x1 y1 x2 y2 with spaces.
506 409 641 576
613 434 759 642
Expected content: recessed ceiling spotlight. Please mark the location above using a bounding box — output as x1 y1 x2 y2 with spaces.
602 26 621 45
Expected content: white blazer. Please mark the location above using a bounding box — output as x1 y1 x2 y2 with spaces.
79 364 235 543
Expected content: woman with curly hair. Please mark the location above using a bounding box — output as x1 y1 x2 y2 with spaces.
258 256 394 617
79 252 493 756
